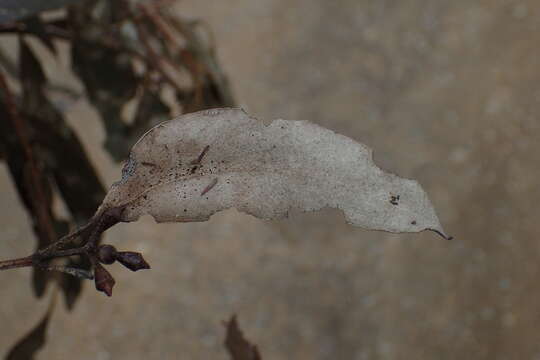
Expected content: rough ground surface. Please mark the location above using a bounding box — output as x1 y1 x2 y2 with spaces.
1 1 539 359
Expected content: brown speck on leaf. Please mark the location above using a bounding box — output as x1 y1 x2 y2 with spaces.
191 145 210 165
201 178 218 196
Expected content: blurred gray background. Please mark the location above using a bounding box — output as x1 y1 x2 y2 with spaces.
1 0 540 359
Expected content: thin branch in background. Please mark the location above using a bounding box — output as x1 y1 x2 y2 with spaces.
0 256 34 271
127 4 184 94
139 4 205 105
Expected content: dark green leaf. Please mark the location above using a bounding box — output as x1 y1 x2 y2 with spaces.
19 37 106 224
71 37 137 158
31 268 48 298
17 37 105 306
70 0 138 160
6 301 54 360
1 41 56 297
23 16 57 55
19 38 46 112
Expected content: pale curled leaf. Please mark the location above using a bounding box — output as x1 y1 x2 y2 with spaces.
98 108 449 238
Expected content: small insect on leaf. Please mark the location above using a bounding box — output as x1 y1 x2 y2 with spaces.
96 108 450 239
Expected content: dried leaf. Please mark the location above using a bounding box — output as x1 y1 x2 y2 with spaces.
99 108 449 238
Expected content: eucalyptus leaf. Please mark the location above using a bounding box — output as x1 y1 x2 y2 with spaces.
98 108 450 238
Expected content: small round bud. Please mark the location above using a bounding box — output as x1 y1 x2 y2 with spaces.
97 244 117 265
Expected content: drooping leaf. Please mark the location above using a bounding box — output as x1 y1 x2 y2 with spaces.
17 39 57 297
0 97 52 298
19 40 106 223
6 299 55 360
18 38 105 304
224 315 262 360
69 0 138 160
98 108 450 238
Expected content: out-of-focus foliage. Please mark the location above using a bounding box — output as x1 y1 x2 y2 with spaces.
0 0 234 357
0 0 81 23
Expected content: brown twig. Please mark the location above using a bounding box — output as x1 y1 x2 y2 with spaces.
0 205 133 296
0 256 34 271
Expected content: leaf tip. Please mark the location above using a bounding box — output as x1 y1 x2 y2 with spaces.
428 228 453 241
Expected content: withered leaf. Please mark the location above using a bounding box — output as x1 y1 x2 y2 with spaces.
99 108 449 238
